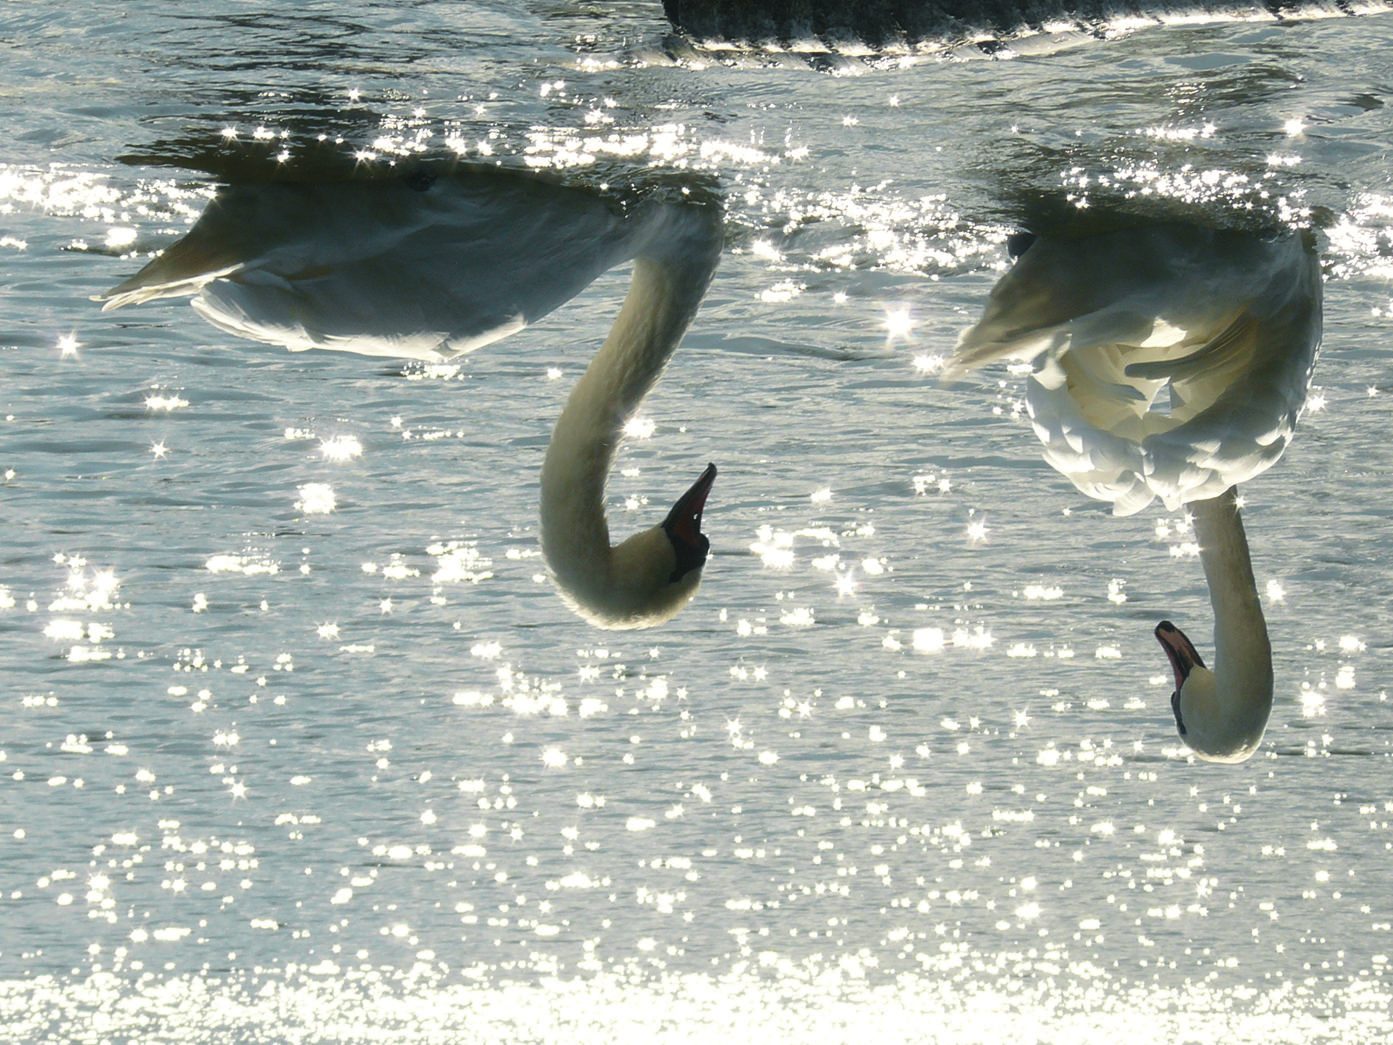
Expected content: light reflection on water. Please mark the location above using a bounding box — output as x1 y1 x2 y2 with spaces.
4 965 1389 1043
4 0 1393 1040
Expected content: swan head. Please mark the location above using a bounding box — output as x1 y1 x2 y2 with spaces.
550 463 716 630
1154 620 1269 764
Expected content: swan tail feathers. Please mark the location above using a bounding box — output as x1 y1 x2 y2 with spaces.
98 254 244 310
943 326 1054 379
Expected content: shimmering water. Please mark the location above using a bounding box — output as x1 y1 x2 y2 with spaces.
3 2 1393 1041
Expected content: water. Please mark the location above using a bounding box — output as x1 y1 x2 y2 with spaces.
3 2 1393 1041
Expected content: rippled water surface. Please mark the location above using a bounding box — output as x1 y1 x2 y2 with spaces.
4 2 1393 1041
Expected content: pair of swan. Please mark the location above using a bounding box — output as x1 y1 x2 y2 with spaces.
949 223 1322 762
101 170 1323 761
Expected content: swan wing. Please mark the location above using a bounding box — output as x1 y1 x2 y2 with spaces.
1116 307 1269 407
946 227 1192 378
959 224 1321 514
98 172 643 360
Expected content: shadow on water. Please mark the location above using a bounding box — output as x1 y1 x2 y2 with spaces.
662 0 1393 52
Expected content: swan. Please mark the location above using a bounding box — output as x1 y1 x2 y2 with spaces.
99 166 724 629
948 222 1322 761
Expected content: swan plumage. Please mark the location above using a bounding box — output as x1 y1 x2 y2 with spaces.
100 170 653 361
99 167 724 629
950 222 1322 762
947 223 1321 516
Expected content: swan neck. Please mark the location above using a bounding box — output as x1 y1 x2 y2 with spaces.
539 214 719 617
1190 488 1272 702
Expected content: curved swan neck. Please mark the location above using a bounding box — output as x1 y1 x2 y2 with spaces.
1190 488 1271 693
1180 487 1273 758
538 204 721 627
549 246 715 477
542 223 718 530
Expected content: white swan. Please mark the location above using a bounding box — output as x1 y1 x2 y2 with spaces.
99 167 724 629
949 222 1322 761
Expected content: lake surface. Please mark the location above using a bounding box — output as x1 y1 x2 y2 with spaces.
3 2 1393 1041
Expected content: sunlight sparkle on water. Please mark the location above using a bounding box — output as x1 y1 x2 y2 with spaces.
104 226 137 250
913 627 946 654
623 415 656 439
295 483 337 515
319 435 363 461
750 239 782 263
144 389 188 411
913 352 945 374
759 279 805 303
913 472 952 495
1143 121 1217 142
541 747 568 769
205 553 280 576
882 306 914 345
428 540 494 584
750 526 797 569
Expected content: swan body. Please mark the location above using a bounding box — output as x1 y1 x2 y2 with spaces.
100 170 649 361
100 167 724 629
950 221 1322 762
948 223 1322 516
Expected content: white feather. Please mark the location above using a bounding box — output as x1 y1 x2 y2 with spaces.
949 223 1321 515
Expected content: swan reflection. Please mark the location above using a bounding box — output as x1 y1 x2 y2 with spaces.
100 166 723 629
950 221 1323 762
